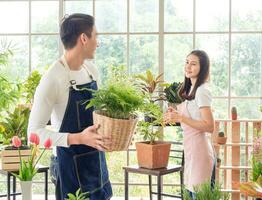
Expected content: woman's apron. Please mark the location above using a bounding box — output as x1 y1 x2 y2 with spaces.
177 101 215 192
56 58 112 200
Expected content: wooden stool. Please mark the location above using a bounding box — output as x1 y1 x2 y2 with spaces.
123 165 183 200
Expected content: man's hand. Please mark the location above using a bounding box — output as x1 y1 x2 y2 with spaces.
68 124 111 151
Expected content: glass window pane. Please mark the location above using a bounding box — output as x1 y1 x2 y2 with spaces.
213 98 228 119
231 34 262 97
106 152 126 183
0 2 28 33
96 35 127 83
164 34 193 83
130 0 159 32
196 0 229 32
96 0 127 33
31 1 59 33
195 34 229 97
31 35 59 72
232 0 262 31
130 35 158 74
64 0 93 15
164 0 193 32
0 36 29 81
231 99 262 119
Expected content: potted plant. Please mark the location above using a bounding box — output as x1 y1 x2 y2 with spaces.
23 70 42 104
86 67 144 151
231 106 238 120
183 181 230 200
216 131 227 145
136 102 172 169
160 81 183 108
135 69 163 103
0 104 30 145
66 188 90 200
216 157 222 168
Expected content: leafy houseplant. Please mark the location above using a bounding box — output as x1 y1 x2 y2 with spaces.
160 81 183 105
23 70 42 103
86 66 144 151
135 69 163 103
183 182 230 200
216 131 227 145
65 188 90 200
135 102 172 169
0 104 30 145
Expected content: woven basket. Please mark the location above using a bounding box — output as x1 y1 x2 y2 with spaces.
93 111 138 151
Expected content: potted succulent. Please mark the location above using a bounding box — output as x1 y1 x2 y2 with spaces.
216 131 227 145
231 106 238 120
216 157 222 168
136 102 171 169
86 67 144 151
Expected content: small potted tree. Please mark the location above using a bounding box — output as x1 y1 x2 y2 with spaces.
136 102 171 169
216 131 227 145
86 67 144 151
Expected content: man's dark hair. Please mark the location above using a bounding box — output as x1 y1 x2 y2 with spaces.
60 13 94 49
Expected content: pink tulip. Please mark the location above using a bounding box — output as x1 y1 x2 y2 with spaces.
44 138 52 149
12 136 22 148
29 133 40 145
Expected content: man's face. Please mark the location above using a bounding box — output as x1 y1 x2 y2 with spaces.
82 26 98 59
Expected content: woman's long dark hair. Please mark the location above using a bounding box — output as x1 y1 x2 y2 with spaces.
179 50 210 101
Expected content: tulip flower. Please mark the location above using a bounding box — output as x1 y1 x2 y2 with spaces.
44 138 52 149
29 133 40 145
12 136 22 148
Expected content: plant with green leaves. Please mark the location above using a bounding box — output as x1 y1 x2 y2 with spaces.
137 102 163 144
86 66 144 119
23 70 42 103
0 39 13 66
160 81 183 104
0 105 30 145
135 69 163 102
183 182 230 200
65 188 90 200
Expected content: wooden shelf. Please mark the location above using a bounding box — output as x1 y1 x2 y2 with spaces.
224 143 253 146
219 166 252 170
221 189 240 193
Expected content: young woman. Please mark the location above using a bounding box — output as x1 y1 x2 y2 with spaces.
164 50 216 199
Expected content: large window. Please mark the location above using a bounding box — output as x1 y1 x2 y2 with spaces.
0 0 262 198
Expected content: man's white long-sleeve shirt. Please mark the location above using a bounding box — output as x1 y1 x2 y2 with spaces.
27 56 100 149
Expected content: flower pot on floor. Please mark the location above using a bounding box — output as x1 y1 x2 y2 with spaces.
20 181 32 200
93 111 138 151
136 141 171 169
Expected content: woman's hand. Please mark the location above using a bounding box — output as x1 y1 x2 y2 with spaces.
163 106 183 124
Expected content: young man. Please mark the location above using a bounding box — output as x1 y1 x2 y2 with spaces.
28 14 112 200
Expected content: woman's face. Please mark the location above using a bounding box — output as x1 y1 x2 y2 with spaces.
185 54 200 79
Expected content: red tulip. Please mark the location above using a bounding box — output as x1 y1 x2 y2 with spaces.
29 133 40 145
12 136 22 148
44 138 52 149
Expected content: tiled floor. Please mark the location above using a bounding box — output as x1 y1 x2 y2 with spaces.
12 195 178 200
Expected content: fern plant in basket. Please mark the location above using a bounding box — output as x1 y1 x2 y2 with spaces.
86 66 144 151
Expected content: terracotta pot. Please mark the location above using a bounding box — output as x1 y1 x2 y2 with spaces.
136 141 171 169
216 136 227 145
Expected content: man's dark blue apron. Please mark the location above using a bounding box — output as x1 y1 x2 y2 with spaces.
56 68 112 200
